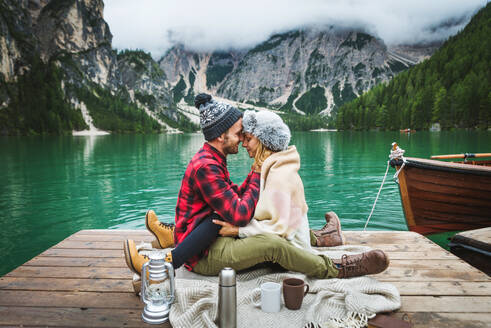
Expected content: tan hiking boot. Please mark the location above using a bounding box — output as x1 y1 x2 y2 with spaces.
312 211 345 247
334 249 389 278
123 239 149 275
145 210 175 249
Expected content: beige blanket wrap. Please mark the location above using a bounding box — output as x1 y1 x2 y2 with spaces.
161 245 401 328
239 146 313 251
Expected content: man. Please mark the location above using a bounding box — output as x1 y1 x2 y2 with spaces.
124 94 389 280
125 93 261 271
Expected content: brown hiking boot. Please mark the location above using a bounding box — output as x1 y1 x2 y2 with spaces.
145 210 175 249
123 239 149 275
312 211 345 247
334 249 389 278
132 276 141 296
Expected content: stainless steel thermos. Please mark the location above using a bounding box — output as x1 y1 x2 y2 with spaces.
216 267 237 328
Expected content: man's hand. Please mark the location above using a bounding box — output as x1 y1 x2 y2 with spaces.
213 219 239 237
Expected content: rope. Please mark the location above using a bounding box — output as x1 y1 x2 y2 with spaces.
390 145 406 183
393 161 406 182
363 161 390 231
363 143 406 231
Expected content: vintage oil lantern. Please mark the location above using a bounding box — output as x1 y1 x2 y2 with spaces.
140 252 175 324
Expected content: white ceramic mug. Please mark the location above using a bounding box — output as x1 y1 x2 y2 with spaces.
252 282 281 313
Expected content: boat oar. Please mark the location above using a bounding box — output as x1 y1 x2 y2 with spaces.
431 153 491 159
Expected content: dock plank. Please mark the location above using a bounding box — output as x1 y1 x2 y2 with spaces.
52 240 124 249
5 266 132 279
0 290 141 308
374 267 489 282
393 312 491 328
1 229 490 328
66 233 154 243
457 226 491 244
0 306 171 328
40 248 123 257
390 281 491 296
400 296 491 312
0 277 132 292
23 256 125 268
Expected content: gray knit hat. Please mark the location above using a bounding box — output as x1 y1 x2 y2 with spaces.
242 110 291 152
195 93 243 141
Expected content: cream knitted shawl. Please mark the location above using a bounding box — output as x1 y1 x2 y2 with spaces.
239 146 313 251
167 245 401 328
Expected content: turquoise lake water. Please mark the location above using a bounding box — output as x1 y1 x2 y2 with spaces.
1 130 490 275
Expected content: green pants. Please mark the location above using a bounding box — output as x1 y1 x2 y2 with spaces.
193 233 339 279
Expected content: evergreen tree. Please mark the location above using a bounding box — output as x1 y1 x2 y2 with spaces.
432 87 450 128
1 57 87 135
336 3 490 130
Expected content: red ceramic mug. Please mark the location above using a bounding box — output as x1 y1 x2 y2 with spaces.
282 278 310 310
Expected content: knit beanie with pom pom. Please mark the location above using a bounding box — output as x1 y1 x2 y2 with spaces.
242 110 291 152
194 93 243 141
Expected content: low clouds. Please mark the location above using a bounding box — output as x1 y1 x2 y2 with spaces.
104 0 487 58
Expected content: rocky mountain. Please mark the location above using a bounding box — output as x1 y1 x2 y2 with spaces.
159 29 438 117
0 0 41 85
0 0 440 135
0 0 181 135
157 47 249 125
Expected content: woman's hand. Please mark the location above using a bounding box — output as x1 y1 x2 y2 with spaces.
213 219 239 237
252 162 261 173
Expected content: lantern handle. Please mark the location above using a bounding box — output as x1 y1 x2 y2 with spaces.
141 261 149 305
166 262 175 304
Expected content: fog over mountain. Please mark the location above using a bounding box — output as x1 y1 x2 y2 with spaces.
104 0 488 58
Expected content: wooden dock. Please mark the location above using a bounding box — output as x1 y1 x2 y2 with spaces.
1 230 490 327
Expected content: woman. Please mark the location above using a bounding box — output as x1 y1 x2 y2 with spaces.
213 110 316 252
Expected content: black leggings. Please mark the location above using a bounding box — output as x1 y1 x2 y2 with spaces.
170 214 221 269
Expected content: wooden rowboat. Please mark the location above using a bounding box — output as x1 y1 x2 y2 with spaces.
390 147 491 238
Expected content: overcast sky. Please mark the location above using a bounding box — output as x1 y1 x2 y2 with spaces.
104 0 488 59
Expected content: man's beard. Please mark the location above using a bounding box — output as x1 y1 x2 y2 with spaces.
223 135 239 155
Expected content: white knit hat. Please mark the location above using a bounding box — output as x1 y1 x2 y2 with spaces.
242 110 291 152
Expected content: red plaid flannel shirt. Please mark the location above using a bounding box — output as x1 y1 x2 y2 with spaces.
174 143 260 270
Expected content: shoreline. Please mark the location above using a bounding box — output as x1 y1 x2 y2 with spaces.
309 128 337 132
72 129 110 136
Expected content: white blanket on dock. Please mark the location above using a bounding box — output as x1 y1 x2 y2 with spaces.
162 245 401 328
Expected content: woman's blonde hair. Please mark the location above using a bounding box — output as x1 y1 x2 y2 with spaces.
253 141 274 169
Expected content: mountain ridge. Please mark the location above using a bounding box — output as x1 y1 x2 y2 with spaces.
0 0 454 135
160 28 438 117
